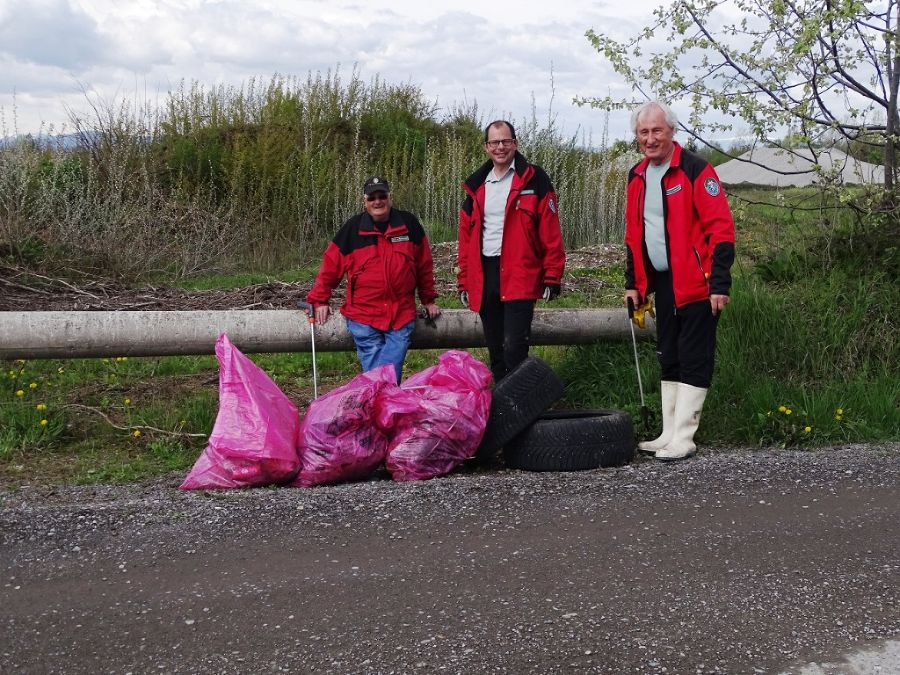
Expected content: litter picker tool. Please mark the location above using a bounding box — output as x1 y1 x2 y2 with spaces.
627 297 651 430
297 301 318 400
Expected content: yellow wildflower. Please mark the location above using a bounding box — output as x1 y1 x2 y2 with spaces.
836 408 844 415
57 367 65 374
29 382 38 389
132 430 141 438
15 389 24 397
804 426 812 433
778 405 787 413
40 419 48 427
36 403 46 411
785 409 792 415
124 398 131 406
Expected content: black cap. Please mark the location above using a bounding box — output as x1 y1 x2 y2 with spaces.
363 176 391 195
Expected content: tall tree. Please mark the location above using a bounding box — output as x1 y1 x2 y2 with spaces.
581 0 899 201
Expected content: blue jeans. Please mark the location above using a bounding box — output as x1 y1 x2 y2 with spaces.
346 318 415 384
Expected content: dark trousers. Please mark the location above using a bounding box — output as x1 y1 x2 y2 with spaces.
479 255 535 382
653 271 719 388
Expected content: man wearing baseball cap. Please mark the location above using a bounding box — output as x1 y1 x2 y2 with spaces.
307 176 440 383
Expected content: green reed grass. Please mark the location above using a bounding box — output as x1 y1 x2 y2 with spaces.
1 68 626 280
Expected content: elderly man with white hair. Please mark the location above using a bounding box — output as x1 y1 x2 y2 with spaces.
624 101 736 461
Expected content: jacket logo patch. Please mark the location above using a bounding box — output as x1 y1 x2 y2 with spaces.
548 198 557 213
665 185 682 196
390 235 410 243
519 189 535 195
704 177 721 196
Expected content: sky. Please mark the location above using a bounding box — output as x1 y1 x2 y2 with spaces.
0 0 672 143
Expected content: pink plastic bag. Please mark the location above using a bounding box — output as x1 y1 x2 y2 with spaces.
180 334 300 489
291 364 400 488
383 350 492 482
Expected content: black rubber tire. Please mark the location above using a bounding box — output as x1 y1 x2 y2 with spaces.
504 409 635 471
475 356 565 459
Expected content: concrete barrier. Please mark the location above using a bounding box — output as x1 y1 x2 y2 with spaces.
0 308 655 359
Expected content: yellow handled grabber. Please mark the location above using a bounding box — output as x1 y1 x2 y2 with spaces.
297 301 318 400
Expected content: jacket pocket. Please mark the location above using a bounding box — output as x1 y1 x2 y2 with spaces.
692 247 709 285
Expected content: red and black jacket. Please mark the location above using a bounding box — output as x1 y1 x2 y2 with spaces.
625 143 735 308
458 152 566 312
307 209 437 331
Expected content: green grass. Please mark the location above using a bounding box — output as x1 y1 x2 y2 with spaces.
2 184 897 487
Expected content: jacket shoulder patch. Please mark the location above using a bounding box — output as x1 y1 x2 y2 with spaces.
704 177 721 197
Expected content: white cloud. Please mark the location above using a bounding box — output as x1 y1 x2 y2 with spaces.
0 0 664 140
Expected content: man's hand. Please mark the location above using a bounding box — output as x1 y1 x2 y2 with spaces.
423 302 441 319
625 289 642 310
542 284 561 301
459 290 469 308
314 305 331 326
710 294 729 316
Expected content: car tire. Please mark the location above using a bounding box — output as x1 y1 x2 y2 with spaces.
504 409 635 471
475 356 565 460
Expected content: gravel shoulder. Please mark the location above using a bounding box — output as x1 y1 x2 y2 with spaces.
2 444 899 674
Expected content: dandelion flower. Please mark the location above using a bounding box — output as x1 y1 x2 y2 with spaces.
786 409 792 415
778 405 787 413
132 430 141 438
29 382 38 389
15 389 24 397
124 398 131 406
804 426 812 433
36 403 46 411
836 408 844 415
40 419 48 427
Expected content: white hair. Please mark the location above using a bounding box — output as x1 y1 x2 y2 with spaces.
630 101 678 134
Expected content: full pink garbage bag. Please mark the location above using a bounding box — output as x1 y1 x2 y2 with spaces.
291 365 400 488
180 334 301 490
382 350 492 482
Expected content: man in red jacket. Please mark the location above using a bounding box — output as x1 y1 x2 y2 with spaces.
307 176 440 383
458 120 566 382
624 101 736 461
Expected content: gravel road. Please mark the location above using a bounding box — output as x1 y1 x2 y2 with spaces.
2 445 899 674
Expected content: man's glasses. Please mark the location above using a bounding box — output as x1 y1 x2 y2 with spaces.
485 139 516 149
365 192 389 202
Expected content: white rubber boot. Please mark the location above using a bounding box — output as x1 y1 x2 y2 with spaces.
656 383 708 461
637 380 678 455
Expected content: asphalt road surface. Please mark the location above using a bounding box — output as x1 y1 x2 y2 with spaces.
2 445 899 674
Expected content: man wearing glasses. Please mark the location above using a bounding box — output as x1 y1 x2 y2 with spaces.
458 120 566 382
307 176 440 383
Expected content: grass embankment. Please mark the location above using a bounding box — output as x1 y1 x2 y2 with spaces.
3 187 897 487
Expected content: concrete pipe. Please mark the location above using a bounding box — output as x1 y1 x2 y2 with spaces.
0 309 655 360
